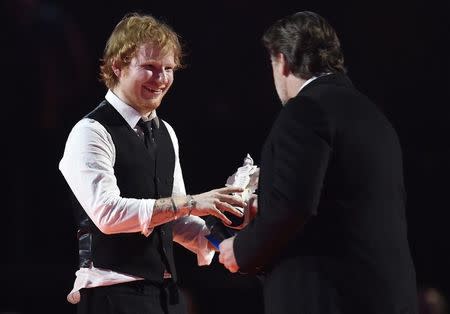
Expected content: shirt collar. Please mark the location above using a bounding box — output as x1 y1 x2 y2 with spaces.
298 72 332 94
298 76 318 94
105 90 157 129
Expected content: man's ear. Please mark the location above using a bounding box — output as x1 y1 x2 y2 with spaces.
274 53 291 77
279 53 291 77
111 59 121 77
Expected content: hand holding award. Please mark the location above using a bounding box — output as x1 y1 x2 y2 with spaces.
224 154 259 230
205 154 259 249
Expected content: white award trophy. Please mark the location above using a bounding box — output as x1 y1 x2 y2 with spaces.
224 154 259 229
206 154 259 249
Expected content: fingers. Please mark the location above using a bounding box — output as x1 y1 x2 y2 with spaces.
216 186 245 195
211 201 244 225
218 251 238 273
248 195 258 217
248 195 257 208
218 237 239 273
228 264 239 273
218 193 247 208
192 187 249 223
210 206 232 225
215 201 244 217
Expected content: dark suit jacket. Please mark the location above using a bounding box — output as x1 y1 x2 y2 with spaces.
234 74 418 314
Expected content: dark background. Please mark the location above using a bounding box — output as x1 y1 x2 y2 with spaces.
1 0 449 313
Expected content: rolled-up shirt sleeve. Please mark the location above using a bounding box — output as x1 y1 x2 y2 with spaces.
59 118 155 236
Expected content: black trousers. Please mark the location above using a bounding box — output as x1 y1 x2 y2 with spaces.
77 279 186 314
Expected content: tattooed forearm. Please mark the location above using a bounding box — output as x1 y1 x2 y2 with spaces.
148 195 194 228
149 197 176 228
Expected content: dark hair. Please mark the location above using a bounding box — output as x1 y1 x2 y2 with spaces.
262 11 346 79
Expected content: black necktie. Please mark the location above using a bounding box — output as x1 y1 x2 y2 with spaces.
137 118 157 152
138 118 174 279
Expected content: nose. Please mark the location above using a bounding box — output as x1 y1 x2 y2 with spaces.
156 70 168 84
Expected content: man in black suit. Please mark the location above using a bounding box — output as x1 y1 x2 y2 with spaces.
219 11 418 314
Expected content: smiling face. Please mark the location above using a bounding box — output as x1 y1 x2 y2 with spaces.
112 43 176 116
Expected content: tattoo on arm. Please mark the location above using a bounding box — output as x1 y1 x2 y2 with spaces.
150 198 175 228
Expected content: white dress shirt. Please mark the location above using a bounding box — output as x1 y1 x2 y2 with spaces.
298 73 331 94
59 90 214 304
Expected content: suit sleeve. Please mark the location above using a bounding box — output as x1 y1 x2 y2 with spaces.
234 97 333 273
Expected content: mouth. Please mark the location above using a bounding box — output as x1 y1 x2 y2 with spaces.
143 86 164 95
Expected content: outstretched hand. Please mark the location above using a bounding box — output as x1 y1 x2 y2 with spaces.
191 186 246 225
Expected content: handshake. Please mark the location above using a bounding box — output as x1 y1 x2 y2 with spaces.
205 154 259 249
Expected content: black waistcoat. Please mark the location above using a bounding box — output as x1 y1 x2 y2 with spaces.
75 100 177 283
